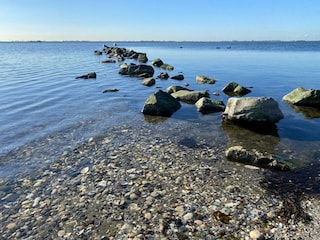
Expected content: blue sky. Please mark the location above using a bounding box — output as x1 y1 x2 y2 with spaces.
0 0 319 41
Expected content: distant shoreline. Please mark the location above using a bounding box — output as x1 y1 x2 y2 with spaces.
1 40 320 43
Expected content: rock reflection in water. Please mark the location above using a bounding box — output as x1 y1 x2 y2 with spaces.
222 121 280 153
287 104 320 119
143 115 168 124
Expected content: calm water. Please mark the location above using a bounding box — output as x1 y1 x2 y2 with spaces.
1 41 320 177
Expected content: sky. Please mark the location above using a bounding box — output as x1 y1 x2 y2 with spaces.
0 0 319 41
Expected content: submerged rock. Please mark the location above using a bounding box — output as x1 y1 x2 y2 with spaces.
141 90 181 117
94 50 102 55
225 146 292 171
196 75 216 84
102 88 119 93
223 97 284 124
100 59 116 63
222 82 251 96
195 97 225 113
76 72 96 79
171 90 210 104
283 87 320 106
171 74 184 81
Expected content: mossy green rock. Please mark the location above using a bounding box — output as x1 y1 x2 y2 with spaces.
195 97 225 113
142 90 181 117
283 87 320 106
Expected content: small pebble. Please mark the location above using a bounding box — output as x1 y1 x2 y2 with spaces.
249 229 263 239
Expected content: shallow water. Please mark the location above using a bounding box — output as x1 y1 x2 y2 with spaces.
1 41 320 178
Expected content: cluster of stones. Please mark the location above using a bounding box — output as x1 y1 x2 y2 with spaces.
79 45 320 171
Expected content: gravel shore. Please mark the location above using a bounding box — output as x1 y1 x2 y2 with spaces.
0 122 319 239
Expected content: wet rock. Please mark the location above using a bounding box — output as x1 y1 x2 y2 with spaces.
283 87 320 106
166 85 191 94
160 63 174 71
141 90 181 117
94 50 102 55
196 75 216 84
171 90 210 104
76 72 96 79
195 97 225 113
138 53 148 63
157 72 169 80
102 88 119 93
225 146 292 171
171 74 184 81
142 77 156 87
223 97 284 124
100 59 116 63
151 58 164 67
222 82 251 96
119 63 154 77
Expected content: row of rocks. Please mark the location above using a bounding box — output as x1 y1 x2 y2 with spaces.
90 45 319 171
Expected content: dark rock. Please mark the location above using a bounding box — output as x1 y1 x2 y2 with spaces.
195 97 225 113
151 58 164 67
225 146 292 171
138 53 148 63
223 97 284 124
119 63 154 77
117 55 125 62
141 90 181 117
283 87 320 106
100 59 116 63
142 77 156 87
102 88 119 93
171 74 184 81
196 75 216 84
157 72 170 80
76 72 96 79
94 50 102 55
166 85 191 94
171 90 210 104
222 82 251 96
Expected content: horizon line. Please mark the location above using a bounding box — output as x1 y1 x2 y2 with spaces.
1 39 319 43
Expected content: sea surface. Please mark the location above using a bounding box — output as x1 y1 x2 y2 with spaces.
1 41 320 178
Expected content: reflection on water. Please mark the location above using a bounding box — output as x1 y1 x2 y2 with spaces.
143 115 169 124
287 104 320 119
222 121 280 153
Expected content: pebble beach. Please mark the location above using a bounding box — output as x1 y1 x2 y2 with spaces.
1 121 319 239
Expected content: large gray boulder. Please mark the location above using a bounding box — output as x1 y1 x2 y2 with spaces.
225 146 292 171
195 97 225 114
171 90 209 104
119 63 154 77
196 75 216 84
223 97 284 123
141 90 181 117
222 82 251 96
282 87 320 106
